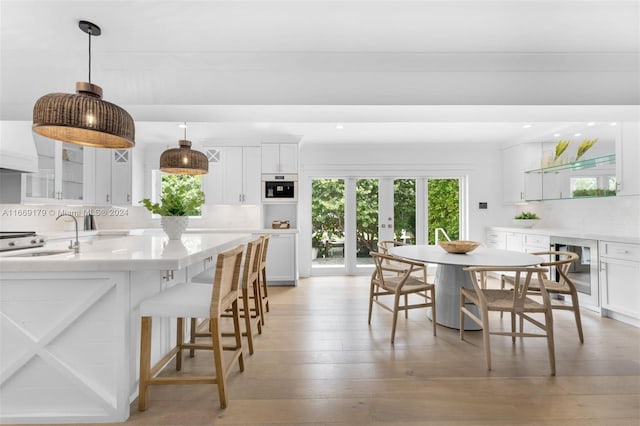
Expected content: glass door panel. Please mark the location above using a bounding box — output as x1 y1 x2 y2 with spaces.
394 179 416 244
60 142 84 201
355 178 378 267
311 178 345 269
25 134 56 200
427 178 460 244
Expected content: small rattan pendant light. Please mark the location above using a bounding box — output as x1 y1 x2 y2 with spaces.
159 123 209 175
32 20 135 149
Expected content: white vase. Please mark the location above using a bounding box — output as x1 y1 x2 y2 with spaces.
161 216 189 240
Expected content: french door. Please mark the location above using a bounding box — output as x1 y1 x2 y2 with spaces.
311 176 464 275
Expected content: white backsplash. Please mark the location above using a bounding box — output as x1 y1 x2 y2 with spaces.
512 195 640 238
0 204 261 233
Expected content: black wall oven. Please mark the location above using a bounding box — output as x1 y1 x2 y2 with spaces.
550 236 599 310
262 174 297 203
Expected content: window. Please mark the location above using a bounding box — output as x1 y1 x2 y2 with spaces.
159 174 204 216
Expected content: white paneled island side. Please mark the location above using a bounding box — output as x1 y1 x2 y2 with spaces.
0 232 250 424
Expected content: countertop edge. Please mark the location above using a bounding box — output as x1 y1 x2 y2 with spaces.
486 226 640 245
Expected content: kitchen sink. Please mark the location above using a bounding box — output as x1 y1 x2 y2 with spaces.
5 249 73 257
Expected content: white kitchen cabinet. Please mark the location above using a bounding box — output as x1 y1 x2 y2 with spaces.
502 143 542 204
21 135 91 204
506 232 524 252
485 229 506 249
524 234 550 253
203 146 260 205
616 122 640 196
261 143 298 174
257 232 297 285
94 148 132 205
599 241 640 326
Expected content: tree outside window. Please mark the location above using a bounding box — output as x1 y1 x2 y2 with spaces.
160 174 204 216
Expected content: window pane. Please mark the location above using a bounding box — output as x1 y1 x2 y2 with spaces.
427 178 460 244
311 179 345 267
160 174 203 216
394 179 416 244
356 178 378 266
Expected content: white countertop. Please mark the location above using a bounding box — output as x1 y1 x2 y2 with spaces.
0 232 251 272
488 226 640 245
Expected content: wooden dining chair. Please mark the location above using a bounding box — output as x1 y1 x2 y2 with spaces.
500 251 583 343
138 244 245 410
461 265 556 375
369 251 436 344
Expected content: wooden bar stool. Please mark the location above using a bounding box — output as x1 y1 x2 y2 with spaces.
138 245 245 410
257 233 271 324
190 237 264 354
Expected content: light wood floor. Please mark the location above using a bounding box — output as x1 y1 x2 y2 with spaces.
121 276 640 424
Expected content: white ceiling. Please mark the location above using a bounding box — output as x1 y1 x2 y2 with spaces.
1 0 639 147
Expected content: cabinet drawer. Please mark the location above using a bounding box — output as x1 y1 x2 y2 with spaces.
600 241 640 262
485 230 506 249
525 234 550 250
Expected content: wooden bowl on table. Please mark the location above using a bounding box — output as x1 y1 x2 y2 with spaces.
439 240 480 254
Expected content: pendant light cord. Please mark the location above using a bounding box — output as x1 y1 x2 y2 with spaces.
88 29 92 84
184 122 187 139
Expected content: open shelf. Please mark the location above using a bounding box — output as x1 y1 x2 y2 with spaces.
526 154 615 174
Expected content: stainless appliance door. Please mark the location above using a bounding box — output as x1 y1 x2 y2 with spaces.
550 236 600 310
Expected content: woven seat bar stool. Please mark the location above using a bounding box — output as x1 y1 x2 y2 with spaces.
190 237 264 355
257 233 271 324
501 251 583 343
138 244 245 411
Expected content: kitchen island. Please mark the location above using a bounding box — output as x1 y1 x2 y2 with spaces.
0 232 250 424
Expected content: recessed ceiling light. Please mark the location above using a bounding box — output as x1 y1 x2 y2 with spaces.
610 122 618 126
178 123 187 129
522 124 532 129
336 124 344 130
553 133 561 137
574 133 582 137
587 122 596 126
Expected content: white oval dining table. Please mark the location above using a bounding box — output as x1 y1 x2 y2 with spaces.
389 245 545 330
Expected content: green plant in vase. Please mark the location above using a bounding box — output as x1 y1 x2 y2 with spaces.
576 138 598 161
140 175 205 216
514 212 540 220
140 175 205 239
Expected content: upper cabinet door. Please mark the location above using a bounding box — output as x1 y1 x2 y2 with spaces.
502 143 541 204
617 122 640 196
242 147 261 204
22 137 88 204
261 144 280 174
261 143 298 174
111 149 132 205
278 143 298 174
203 146 260 205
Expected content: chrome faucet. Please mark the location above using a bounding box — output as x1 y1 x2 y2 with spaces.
56 213 80 253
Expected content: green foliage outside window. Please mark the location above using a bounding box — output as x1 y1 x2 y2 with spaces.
394 179 416 241
311 177 460 254
427 179 459 244
355 179 379 255
311 179 345 258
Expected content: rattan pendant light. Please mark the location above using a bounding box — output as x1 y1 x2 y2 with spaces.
32 20 135 149
159 123 209 175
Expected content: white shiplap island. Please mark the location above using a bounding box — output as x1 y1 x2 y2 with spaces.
0 232 250 424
